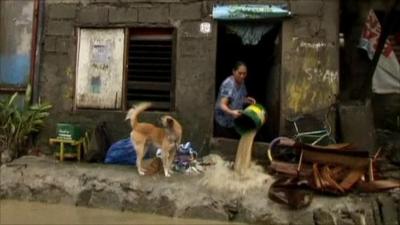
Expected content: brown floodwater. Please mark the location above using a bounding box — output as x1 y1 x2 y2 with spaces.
0 200 246 225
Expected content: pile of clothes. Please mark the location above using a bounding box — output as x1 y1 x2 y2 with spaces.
157 142 203 175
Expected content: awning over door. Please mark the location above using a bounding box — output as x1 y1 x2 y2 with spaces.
212 4 291 21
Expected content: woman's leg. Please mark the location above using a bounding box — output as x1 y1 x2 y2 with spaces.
214 121 240 139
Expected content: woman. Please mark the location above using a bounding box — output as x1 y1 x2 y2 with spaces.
214 61 256 139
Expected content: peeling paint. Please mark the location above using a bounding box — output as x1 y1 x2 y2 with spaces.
0 55 30 85
0 0 34 87
16 4 34 54
75 29 125 109
287 80 313 113
286 39 338 114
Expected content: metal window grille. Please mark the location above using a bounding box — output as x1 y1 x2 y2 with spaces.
126 28 174 111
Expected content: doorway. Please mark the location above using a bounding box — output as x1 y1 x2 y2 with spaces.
214 22 282 142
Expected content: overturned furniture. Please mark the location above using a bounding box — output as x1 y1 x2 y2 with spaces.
267 137 400 208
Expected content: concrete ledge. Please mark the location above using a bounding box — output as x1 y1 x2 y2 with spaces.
210 137 269 161
1 156 399 225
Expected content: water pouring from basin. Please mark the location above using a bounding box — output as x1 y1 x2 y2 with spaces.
233 104 267 175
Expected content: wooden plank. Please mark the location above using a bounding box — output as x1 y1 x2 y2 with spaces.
313 164 322 189
357 180 400 192
75 29 125 109
270 161 312 176
339 169 365 190
302 149 369 168
297 143 370 157
321 166 345 192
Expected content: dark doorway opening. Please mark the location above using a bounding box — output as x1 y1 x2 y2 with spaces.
215 22 282 142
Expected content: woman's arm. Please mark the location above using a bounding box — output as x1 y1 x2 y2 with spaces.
245 96 256 104
219 97 242 118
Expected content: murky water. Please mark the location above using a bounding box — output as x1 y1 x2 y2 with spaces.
0 200 246 225
234 131 257 175
200 154 271 199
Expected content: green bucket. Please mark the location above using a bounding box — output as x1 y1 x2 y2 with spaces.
234 104 267 135
56 123 83 140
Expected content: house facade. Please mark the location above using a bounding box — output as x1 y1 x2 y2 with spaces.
1 0 340 153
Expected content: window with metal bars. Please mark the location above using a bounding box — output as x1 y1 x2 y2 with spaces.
126 28 174 111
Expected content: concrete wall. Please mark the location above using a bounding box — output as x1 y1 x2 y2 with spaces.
37 0 339 153
280 0 339 134
38 0 216 153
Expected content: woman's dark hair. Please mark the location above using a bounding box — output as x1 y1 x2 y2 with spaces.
233 61 247 71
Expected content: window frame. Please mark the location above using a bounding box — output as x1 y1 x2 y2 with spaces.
124 27 176 112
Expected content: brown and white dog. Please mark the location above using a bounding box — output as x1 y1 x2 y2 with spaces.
126 102 182 177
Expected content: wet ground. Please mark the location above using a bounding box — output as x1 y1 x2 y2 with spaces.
1 155 399 225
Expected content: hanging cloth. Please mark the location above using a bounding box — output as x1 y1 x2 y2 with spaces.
227 24 274 45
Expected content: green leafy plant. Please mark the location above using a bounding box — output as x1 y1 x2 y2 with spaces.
0 84 51 161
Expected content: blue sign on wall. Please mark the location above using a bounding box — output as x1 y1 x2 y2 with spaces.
212 4 291 20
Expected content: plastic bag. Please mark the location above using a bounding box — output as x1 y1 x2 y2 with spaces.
104 138 136 165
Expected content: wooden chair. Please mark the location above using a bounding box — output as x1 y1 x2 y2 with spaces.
49 133 89 161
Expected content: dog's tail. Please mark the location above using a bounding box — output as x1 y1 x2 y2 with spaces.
126 102 152 128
